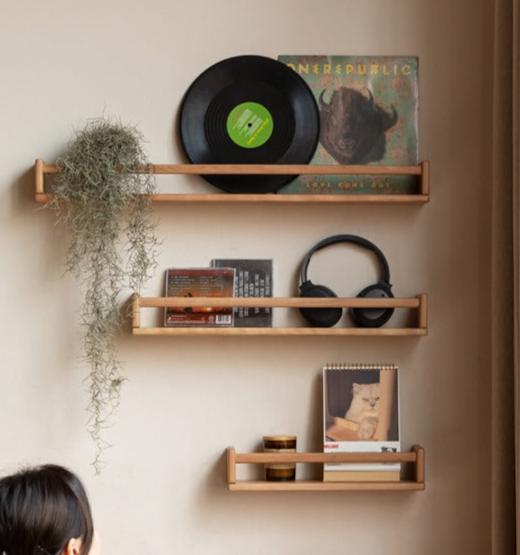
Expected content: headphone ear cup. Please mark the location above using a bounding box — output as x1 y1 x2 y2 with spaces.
351 283 394 328
299 283 342 328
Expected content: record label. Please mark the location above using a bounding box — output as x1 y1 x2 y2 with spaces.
226 101 274 149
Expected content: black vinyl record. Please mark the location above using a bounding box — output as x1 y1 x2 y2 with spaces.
179 55 319 193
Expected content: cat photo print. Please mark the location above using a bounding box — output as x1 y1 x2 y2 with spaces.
322 364 400 479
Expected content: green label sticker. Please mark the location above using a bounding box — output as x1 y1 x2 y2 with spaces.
226 101 274 148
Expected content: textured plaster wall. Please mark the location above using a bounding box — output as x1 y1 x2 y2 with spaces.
0 0 493 553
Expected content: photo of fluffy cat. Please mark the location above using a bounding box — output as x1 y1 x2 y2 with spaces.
344 382 380 439
323 364 399 479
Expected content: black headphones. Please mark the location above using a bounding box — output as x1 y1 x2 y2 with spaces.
298 234 394 328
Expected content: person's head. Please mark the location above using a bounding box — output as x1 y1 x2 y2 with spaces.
0 464 96 555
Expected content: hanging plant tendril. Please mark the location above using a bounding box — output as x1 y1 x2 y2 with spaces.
47 118 158 473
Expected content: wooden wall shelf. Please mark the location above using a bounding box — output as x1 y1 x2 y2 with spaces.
226 446 425 492
131 294 428 337
34 159 430 204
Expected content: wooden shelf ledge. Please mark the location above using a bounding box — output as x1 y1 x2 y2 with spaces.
132 327 426 337
228 481 424 492
226 446 425 492
34 159 430 204
130 294 428 337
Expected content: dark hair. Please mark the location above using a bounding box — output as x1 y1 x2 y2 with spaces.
0 465 94 555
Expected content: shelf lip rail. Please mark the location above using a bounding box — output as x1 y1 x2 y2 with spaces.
136 296 422 309
232 450 419 464
34 159 430 203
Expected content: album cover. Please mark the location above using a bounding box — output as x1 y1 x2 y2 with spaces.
211 259 273 327
164 268 235 327
277 55 419 194
323 363 400 480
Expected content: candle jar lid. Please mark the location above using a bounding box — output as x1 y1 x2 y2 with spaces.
263 435 297 442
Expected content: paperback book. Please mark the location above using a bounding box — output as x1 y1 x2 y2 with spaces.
323 363 400 482
211 259 273 327
277 55 419 195
164 268 235 327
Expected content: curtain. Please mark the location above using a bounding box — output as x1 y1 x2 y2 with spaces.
515 0 520 550
491 0 519 552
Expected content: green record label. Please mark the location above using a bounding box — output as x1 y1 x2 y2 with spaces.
226 101 274 148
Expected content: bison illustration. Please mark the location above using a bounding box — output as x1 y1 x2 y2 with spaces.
319 87 398 164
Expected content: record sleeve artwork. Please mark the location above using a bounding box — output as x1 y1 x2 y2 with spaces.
179 55 320 193
277 55 419 195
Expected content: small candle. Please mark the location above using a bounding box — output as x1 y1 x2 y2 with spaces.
263 435 297 481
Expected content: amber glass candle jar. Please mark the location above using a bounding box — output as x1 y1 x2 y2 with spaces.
263 435 297 481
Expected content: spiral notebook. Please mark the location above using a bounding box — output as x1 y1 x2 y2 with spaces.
323 363 400 482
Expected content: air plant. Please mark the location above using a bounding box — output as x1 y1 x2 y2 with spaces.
47 118 158 472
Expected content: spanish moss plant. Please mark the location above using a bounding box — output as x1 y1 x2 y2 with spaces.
47 119 158 472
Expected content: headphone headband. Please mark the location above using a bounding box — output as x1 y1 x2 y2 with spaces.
300 234 391 286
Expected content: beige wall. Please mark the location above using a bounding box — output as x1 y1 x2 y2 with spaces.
0 0 493 553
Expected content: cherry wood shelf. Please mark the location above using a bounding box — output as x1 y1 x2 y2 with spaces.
131 294 428 337
226 446 425 492
34 159 430 204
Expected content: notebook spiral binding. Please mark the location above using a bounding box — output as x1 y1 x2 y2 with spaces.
324 363 397 371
